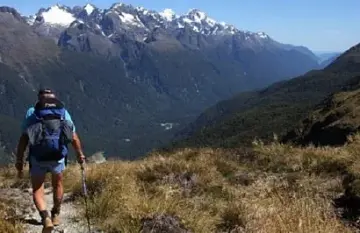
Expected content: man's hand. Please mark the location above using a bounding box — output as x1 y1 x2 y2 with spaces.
77 154 86 164
15 161 24 178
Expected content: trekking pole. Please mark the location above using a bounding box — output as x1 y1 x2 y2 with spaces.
81 163 92 233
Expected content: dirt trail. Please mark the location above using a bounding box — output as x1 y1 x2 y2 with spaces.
1 183 97 233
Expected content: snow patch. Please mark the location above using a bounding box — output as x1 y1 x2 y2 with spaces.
27 16 36 25
160 123 174 130
118 12 143 27
225 25 237 34
212 27 218 34
193 11 206 23
112 3 124 9
160 8 176 21
257 32 269 39
41 5 75 26
182 17 193 24
84 4 95 15
206 17 216 27
136 6 145 11
194 83 200 93
177 22 184 28
135 15 146 27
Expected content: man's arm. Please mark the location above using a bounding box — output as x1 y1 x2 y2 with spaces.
15 134 29 172
65 109 85 164
16 107 33 172
72 132 86 164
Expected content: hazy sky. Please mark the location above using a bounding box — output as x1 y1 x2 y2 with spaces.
2 0 359 52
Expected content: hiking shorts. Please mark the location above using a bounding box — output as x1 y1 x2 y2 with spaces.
29 157 66 177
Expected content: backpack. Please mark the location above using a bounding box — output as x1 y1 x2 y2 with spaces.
26 98 74 162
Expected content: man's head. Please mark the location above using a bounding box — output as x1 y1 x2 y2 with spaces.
37 88 56 101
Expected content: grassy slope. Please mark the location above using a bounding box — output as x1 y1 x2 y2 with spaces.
3 136 360 232
283 79 360 145
0 166 24 233
64 136 360 232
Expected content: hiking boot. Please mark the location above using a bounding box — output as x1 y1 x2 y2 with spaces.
42 217 54 233
51 207 61 226
40 211 54 233
51 213 61 226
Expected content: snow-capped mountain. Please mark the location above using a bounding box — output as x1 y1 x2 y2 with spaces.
22 2 319 80
32 4 75 26
27 3 271 43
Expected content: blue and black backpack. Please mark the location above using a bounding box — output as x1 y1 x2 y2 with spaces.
26 98 74 162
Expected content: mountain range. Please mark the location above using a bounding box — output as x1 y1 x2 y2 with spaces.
24 3 322 80
172 43 360 149
0 3 330 160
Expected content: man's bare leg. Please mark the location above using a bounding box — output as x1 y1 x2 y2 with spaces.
31 174 47 214
31 174 53 230
51 172 63 225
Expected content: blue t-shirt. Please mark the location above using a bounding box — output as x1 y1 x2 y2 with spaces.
22 107 76 163
21 107 76 133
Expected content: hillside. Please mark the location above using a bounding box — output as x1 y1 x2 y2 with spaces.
283 78 360 146
0 4 321 160
3 135 360 232
173 43 360 149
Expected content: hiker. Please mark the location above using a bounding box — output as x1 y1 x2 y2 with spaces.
15 88 86 231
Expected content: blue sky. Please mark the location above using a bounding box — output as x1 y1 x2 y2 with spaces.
2 0 359 52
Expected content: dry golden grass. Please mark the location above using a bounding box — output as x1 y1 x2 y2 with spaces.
0 201 23 233
0 167 24 233
62 135 360 233
0 165 26 233
2 135 360 232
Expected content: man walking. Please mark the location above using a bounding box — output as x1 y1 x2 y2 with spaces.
15 88 86 232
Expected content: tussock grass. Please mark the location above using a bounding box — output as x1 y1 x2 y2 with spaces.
2 135 360 232
0 194 23 233
62 135 360 233
0 202 23 233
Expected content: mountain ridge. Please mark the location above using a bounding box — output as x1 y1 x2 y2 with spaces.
171 42 360 149
23 2 317 57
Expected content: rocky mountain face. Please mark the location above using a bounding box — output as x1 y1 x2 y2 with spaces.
172 43 360 149
0 3 321 160
24 3 320 85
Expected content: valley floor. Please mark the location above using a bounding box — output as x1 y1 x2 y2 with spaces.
2 135 360 232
